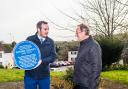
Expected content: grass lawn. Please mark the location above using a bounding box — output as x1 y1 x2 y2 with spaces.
0 69 24 82
0 69 128 85
50 71 65 78
0 69 65 83
101 70 128 85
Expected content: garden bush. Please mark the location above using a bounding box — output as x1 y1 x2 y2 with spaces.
97 38 124 70
63 67 74 82
0 65 4 69
108 63 128 70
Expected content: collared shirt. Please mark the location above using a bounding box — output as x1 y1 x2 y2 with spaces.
37 34 45 44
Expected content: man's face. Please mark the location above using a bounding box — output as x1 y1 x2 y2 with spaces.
39 24 49 38
75 26 86 41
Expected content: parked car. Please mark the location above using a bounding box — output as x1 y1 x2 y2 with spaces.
50 61 72 67
50 68 62 72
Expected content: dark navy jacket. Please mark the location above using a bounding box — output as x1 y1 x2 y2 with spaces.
25 34 56 79
73 36 102 89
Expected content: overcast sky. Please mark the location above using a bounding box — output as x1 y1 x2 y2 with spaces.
0 0 81 43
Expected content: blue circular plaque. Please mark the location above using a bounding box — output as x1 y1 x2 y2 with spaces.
13 41 41 70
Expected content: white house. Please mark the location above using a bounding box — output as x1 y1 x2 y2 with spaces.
4 53 14 68
0 51 14 68
0 51 4 65
68 50 125 66
68 51 78 62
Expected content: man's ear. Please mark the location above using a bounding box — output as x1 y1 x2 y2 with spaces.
37 28 40 33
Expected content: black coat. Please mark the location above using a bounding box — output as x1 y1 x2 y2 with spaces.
73 36 102 89
25 34 56 79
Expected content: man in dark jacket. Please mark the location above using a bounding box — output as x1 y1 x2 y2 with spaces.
24 21 56 89
73 24 102 89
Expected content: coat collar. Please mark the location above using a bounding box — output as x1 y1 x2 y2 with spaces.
34 34 51 45
80 35 93 45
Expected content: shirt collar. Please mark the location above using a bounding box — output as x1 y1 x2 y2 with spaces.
37 34 45 41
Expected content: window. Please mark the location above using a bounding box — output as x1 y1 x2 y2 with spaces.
71 58 75 60
74 52 77 54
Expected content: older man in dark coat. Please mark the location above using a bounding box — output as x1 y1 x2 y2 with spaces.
73 24 102 89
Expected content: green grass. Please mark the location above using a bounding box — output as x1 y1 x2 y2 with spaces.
51 71 65 78
101 70 128 84
0 69 24 82
0 69 128 85
0 69 65 83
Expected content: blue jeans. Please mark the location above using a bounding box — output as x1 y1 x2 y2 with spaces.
24 76 50 89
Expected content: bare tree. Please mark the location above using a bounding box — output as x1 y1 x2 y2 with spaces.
116 0 128 6
47 0 128 38
0 41 3 51
78 0 128 38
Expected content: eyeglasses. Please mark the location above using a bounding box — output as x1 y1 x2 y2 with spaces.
41 28 49 31
76 31 83 35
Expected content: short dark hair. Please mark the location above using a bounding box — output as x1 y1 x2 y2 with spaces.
78 23 89 35
36 21 48 30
